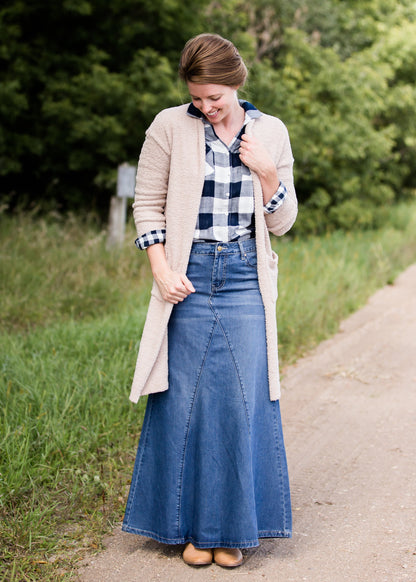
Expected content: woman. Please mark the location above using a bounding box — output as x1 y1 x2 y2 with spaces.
122 33 297 568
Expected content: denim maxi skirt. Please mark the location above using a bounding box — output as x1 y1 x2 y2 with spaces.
122 240 292 548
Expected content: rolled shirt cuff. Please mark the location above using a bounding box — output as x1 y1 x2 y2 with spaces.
134 229 166 250
264 182 287 214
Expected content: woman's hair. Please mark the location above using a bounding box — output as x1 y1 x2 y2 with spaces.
179 33 248 87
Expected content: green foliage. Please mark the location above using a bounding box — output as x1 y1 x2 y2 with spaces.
288 0 416 59
0 0 209 214
1 0 416 231
370 22 416 196
248 28 398 233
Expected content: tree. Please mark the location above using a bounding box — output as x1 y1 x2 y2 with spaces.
0 0 209 212
241 0 416 233
1 0 415 230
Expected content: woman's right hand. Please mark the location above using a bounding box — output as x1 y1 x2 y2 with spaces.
146 242 195 304
153 268 195 304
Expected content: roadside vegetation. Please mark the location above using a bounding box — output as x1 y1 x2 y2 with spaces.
3 2 416 579
2 204 416 580
2 0 416 234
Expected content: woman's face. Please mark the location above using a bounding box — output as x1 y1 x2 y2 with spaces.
187 82 240 125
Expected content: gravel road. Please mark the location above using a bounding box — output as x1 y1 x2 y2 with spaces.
79 264 416 582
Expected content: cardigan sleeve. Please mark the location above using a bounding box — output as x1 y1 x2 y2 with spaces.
132 115 171 239
263 121 298 237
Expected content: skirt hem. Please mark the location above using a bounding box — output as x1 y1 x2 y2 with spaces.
121 524 292 548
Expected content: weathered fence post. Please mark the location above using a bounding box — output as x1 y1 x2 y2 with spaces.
107 163 136 249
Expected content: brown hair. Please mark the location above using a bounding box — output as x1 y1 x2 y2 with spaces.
179 33 248 87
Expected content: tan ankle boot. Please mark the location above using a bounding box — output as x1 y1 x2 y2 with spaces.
213 547 243 568
182 543 213 566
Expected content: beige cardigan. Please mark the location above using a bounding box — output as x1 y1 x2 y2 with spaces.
129 104 297 403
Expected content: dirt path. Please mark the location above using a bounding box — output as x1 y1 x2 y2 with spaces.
79 264 416 582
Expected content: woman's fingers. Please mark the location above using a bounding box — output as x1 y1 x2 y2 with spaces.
156 270 195 304
239 133 272 173
181 274 196 294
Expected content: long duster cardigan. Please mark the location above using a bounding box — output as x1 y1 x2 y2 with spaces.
129 104 297 403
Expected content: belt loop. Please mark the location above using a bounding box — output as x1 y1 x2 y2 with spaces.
238 239 246 259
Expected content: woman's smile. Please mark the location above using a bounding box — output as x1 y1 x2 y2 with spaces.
206 109 219 119
187 81 241 126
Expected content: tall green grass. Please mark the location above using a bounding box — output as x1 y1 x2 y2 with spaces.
0 211 150 332
1 204 416 581
275 204 416 364
1 313 146 581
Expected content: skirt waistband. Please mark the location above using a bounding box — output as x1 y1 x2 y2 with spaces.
190 239 256 256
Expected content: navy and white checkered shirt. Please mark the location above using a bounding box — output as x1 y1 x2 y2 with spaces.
135 101 287 250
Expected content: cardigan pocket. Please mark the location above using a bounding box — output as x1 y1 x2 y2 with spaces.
267 251 279 303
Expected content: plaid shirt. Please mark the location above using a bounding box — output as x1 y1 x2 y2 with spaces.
135 101 287 250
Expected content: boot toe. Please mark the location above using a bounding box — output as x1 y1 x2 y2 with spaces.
213 547 243 568
182 543 213 566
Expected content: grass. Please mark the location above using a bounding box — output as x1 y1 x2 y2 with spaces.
275 204 416 364
0 211 150 333
1 316 146 580
1 203 416 580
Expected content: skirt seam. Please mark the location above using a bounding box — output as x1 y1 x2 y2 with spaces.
209 301 252 433
176 315 217 539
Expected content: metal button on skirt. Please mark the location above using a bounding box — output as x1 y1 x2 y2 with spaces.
122 239 292 548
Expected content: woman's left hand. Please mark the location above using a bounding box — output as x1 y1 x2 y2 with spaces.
239 134 275 176
239 134 280 204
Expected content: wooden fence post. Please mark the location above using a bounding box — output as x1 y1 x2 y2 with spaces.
107 163 136 249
